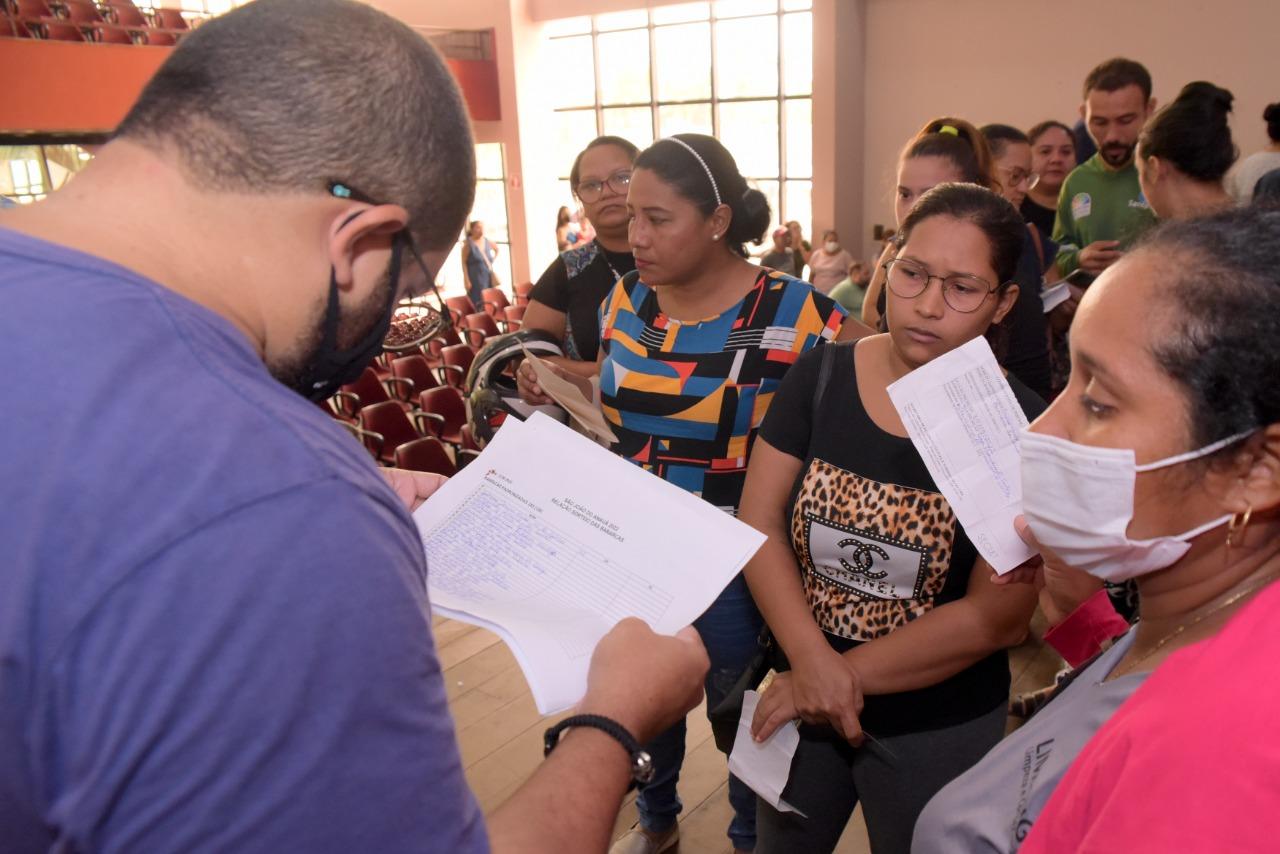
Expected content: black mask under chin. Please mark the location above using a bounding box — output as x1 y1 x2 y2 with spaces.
292 233 404 402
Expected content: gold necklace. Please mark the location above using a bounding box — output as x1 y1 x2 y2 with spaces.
1111 569 1280 678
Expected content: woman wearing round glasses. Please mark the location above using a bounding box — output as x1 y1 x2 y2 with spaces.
525 136 639 378
982 123 1055 401
738 183 1043 854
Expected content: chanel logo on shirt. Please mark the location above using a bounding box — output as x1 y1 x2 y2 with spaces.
804 514 929 601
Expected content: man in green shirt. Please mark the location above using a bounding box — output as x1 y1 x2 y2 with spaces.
1053 58 1158 277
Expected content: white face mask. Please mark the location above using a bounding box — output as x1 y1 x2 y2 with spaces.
825 241 840 254
1020 430 1251 582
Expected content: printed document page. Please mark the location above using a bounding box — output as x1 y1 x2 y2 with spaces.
886 336 1034 573
413 412 766 714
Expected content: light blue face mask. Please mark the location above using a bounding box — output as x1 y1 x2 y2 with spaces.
1020 430 1252 582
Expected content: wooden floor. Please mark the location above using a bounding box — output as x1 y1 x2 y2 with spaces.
436 612 1065 854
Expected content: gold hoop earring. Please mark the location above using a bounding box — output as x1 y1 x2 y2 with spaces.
1227 505 1253 552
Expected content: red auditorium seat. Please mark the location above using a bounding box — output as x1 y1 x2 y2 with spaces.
503 304 525 331
480 287 510 322
151 7 188 30
390 354 440 402
359 400 429 465
418 386 468 448
513 281 534 306
423 325 462 372
438 343 474 390
42 20 84 39
462 312 501 349
143 28 175 45
58 0 101 23
103 1 147 27
393 437 457 477
333 366 412 418
0 17 30 37
444 295 476 328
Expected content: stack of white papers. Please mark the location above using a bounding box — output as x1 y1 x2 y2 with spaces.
886 337 1035 574
413 412 767 714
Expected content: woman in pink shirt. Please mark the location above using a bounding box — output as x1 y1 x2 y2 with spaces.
911 203 1280 853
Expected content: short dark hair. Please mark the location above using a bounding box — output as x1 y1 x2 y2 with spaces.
115 0 474 251
1137 206 1280 452
980 124 1029 158
1139 81 1237 182
902 117 995 190
633 134 771 257
1082 57 1152 101
1027 120 1075 148
896 183 1024 286
1265 102 1280 144
569 136 640 193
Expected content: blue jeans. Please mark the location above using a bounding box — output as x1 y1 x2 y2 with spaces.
635 574 764 851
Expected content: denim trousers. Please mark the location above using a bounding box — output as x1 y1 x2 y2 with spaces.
635 573 765 851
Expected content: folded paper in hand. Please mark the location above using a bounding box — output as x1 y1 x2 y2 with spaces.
520 344 617 444
727 691 806 817
413 412 766 713
886 336 1035 574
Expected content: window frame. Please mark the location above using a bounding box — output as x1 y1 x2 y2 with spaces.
549 2 812 231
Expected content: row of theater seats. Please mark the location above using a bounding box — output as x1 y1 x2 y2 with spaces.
314 282 535 476
2 0 194 45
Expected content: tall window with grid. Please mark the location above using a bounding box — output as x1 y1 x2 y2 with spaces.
546 0 813 244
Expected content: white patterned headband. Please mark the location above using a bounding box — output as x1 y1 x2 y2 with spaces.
662 136 722 207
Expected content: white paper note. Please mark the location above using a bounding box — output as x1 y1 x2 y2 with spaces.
886 336 1034 574
727 691 806 817
413 412 766 713
1040 280 1071 313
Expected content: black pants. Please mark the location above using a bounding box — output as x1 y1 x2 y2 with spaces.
755 704 1006 854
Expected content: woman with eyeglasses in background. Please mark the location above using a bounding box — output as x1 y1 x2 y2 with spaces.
983 123 1055 401
1021 121 1077 241
740 183 1042 854
524 136 639 377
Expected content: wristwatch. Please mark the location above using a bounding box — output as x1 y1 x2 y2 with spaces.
543 714 654 790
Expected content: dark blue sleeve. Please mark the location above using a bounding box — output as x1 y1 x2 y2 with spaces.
44 480 489 854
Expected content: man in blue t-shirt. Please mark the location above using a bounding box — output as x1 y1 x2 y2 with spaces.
0 2 708 852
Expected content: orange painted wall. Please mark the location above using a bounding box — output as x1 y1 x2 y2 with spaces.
0 41 171 134
0 40 501 134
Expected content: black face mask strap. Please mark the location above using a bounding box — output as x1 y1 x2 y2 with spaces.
403 232 448 316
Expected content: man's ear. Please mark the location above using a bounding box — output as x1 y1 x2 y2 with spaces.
328 203 409 288
1078 103 1086 122
1146 96 1158 117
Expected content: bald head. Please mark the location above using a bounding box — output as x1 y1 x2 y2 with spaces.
116 0 475 251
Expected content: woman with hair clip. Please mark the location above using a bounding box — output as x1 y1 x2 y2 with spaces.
863 118 1051 399
913 203 1280 854
519 133 866 854
862 118 994 331
1136 82 1238 220
740 183 1043 854
526 136 640 376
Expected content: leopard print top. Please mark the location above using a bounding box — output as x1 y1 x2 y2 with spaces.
791 458 958 643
